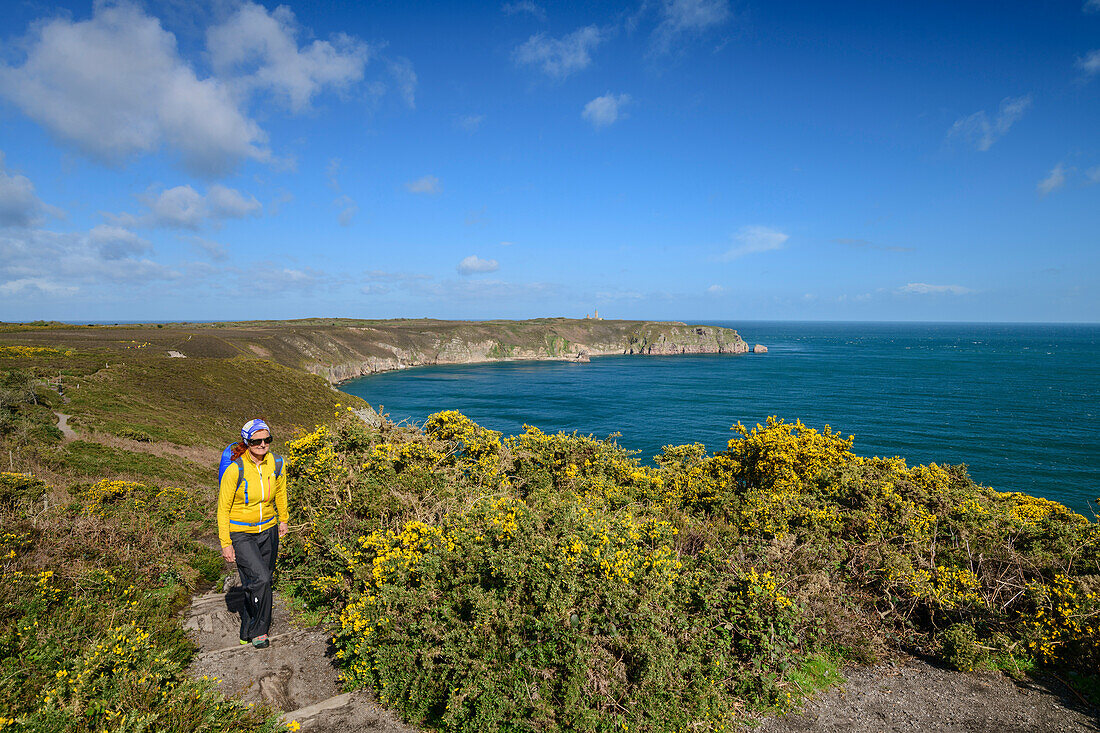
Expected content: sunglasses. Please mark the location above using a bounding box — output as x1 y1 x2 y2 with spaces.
247 436 274 446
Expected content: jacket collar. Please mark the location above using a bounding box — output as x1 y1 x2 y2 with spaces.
245 451 273 470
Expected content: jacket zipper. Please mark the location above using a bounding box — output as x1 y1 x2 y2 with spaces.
258 459 265 523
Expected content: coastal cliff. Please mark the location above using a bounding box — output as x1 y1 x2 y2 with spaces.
0 317 752 385
264 318 749 383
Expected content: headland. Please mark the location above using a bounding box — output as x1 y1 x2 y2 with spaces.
0 317 754 385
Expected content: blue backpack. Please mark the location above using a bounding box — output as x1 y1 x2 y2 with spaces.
218 444 283 496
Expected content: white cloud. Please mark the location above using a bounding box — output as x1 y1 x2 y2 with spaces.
596 289 646 301
898 283 974 295
1086 165 1100 184
189 236 228 261
147 186 205 228
0 2 269 177
706 284 724 294
1037 163 1067 196
206 184 263 218
365 269 432 283
334 195 357 226
326 158 342 191
360 269 433 295
515 26 602 79
721 225 789 260
583 92 631 128
415 278 556 301
502 1 547 21
0 227 180 293
457 255 499 274
1087 0 1100 11
360 282 391 295
652 0 732 54
1077 49 1100 76
139 184 262 229
0 153 61 227
947 95 1032 151
387 57 418 109
455 114 485 133
0 277 78 297
465 207 489 227
206 2 370 113
245 263 336 293
89 225 152 260
406 175 441 195
500 240 514 246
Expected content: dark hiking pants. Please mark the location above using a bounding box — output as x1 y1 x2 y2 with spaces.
230 524 279 641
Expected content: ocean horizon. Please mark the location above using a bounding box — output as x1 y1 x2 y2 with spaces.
339 320 1100 516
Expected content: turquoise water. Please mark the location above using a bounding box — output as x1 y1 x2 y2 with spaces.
338 322 1100 515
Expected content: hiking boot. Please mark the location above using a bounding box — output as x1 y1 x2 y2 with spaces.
252 634 269 648
239 638 250 646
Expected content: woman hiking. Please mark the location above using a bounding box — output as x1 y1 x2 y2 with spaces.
218 418 288 648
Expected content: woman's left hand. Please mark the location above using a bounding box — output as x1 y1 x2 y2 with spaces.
279 522 289 538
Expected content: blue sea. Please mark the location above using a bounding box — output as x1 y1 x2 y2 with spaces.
338 322 1100 516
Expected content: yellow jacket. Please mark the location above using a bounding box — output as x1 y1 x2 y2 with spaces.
217 452 288 548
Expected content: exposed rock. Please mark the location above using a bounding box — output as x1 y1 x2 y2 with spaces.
753 344 768 354
184 586 421 733
167 350 186 358
624 325 749 356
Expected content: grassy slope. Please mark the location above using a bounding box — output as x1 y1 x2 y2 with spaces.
0 342 366 491
0 334 358 731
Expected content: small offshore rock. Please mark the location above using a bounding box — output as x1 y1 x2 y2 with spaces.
753 344 768 353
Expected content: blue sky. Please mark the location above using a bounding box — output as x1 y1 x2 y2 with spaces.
0 0 1097 323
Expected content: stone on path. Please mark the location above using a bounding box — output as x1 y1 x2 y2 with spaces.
183 584 420 732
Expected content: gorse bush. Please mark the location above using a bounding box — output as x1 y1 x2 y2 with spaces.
282 412 1100 732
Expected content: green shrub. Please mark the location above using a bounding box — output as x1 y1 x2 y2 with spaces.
0 471 48 508
940 623 981 671
116 427 153 442
282 412 1100 730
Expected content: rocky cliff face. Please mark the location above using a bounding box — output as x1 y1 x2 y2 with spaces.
624 324 749 355
230 318 751 384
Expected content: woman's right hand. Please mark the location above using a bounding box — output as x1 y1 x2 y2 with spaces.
222 545 236 563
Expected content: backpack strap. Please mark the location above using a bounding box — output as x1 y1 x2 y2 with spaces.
274 455 283 480
234 458 247 504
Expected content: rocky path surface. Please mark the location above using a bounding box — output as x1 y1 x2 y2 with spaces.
182 582 419 732
183 586 1097 732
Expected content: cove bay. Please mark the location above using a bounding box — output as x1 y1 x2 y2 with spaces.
340 321 1100 515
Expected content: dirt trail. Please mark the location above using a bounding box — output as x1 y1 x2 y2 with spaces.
53 412 77 440
752 656 1099 733
183 587 1098 732
183 581 419 732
